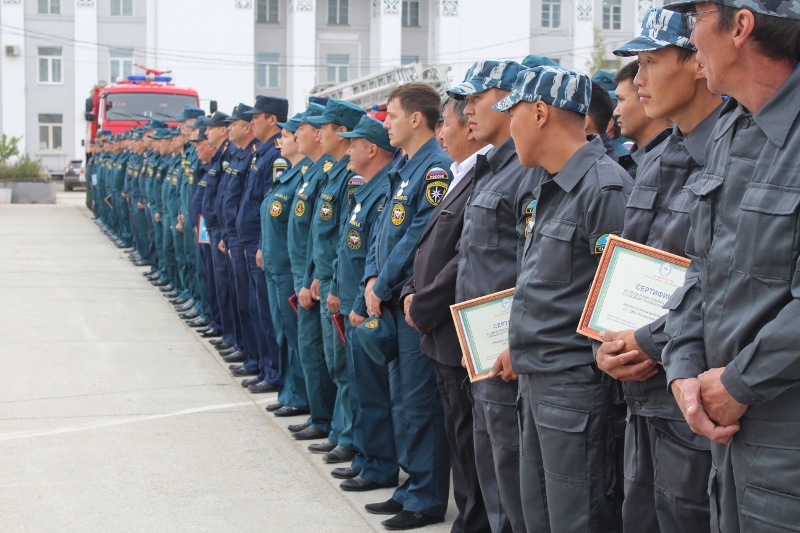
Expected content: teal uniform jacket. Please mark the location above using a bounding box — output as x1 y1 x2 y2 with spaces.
338 164 392 316
164 155 182 226
304 155 361 295
238 134 283 244
111 152 129 194
127 152 143 205
364 137 453 301
260 156 307 274
286 155 336 279
152 155 170 217
145 152 161 207
179 144 200 221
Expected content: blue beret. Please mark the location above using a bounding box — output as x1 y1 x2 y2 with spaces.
146 119 168 130
175 105 206 122
297 103 327 127
337 115 394 153
305 99 366 130
277 112 305 133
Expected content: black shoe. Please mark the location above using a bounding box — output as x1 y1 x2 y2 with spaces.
175 301 195 312
197 326 213 334
228 364 243 371
365 499 404 516
187 318 211 328
180 310 200 320
340 477 391 492
200 328 223 338
248 381 278 394
308 441 337 454
209 339 228 347
266 402 284 412
331 467 359 480
159 285 175 293
171 297 188 306
162 291 179 299
151 279 170 287
215 343 233 352
241 377 260 388
274 406 309 417
218 347 237 356
144 272 159 279
292 426 329 440
231 366 258 377
133 260 150 267
226 353 247 366
288 422 310 433
381 511 444 530
324 445 357 464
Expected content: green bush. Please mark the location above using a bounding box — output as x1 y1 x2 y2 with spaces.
0 134 47 180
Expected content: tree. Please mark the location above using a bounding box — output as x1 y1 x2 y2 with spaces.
0 134 22 164
584 27 621 76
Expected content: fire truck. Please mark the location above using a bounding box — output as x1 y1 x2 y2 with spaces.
83 66 205 151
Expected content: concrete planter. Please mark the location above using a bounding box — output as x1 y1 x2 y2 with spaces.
0 188 11 204
0 178 56 204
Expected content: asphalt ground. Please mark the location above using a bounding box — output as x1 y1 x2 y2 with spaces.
0 190 456 532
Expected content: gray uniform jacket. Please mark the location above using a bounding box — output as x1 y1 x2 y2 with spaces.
510 136 633 375
663 68 800 449
622 107 721 420
455 137 542 303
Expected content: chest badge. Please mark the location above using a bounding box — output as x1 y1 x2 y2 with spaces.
320 201 333 221
294 200 306 217
270 200 283 217
391 204 406 226
347 229 362 250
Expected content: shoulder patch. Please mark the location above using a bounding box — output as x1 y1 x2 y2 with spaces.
348 175 365 186
425 181 448 206
426 167 448 181
594 233 618 255
322 161 334 173
273 158 288 182
597 163 626 190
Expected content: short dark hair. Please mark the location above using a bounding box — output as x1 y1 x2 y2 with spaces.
717 5 800 64
588 81 615 133
387 82 441 131
441 97 468 126
613 60 639 84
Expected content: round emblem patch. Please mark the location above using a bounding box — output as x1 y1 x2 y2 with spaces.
294 200 306 217
365 319 379 329
320 201 333 221
347 229 362 250
425 181 448 206
270 200 282 217
391 204 406 226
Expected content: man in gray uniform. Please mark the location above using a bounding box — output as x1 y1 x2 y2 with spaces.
595 8 724 532
658 0 800 531
491 66 633 533
447 58 539 533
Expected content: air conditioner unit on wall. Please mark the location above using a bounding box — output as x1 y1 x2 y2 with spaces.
5 45 21 57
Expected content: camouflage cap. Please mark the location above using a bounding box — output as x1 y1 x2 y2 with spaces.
447 60 525 99
614 8 697 56
493 65 592 116
521 54 560 68
664 0 800 19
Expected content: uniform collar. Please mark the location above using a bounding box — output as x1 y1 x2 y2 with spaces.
549 136 606 193
743 67 800 148
393 136 442 180
682 102 724 166
257 132 281 156
327 154 350 176
487 136 517 173
354 162 392 204
277 157 311 184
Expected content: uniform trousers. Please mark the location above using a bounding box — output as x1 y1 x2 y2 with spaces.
144 206 159 272
243 240 279 385
623 414 711 533
162 221 178 289
518 365 625 533
266 269 308 409
200 242 222 331
210 230 241 349
388 301 450 516
345 318 400 486
436 363 490 533
293 273 335 433
319 278 351 449
228 237 255 368
472 378 526 533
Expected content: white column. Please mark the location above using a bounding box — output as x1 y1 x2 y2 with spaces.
286 0 317 115
145 0 158 68
429 0 461 76
570 0 595 71
370 0 402 73
74 0 98 158
0 0 26 141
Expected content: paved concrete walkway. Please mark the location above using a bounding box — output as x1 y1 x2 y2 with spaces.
0 196 455 532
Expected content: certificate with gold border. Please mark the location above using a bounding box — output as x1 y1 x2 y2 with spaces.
578 236 691 342
451 288 515 382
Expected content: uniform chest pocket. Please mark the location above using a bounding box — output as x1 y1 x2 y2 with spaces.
533 220 576 284
468 191 502 247
687 176 723 257
732 186 800 280
626 185 658 210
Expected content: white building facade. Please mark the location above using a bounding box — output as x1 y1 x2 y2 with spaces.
0 0 655 169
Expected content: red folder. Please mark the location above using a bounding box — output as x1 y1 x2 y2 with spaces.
332 313 347 347
288 294 298 315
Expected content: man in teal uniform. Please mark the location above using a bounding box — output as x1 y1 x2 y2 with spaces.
287 103 338 441
259 111 311 416
332 116 400 492
303 99 366 460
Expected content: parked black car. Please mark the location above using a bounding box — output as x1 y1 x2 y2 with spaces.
64 160 85 191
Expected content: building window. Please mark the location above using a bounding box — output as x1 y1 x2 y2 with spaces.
38 47 62 84
37 0 60 14
326 54 349 83
402 1 419 26
39 114 63 151
110 0 133 17
328 0 349 24
110 48 133 82
603 0 622 29
256 53 280 88
542 0 561 28
256 0 279 22
401 55 419 65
